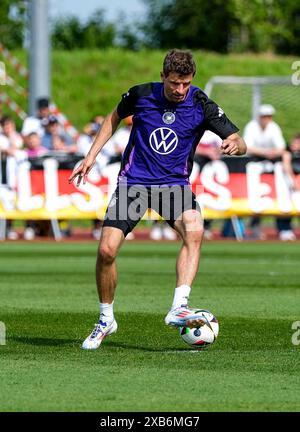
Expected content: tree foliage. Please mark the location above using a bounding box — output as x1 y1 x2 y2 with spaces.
0 0 26 49
1 1 299 55
141 0 300 54
51 9 116 50
141 0 235 52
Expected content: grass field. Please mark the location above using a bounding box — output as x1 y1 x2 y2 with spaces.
0 240 299 412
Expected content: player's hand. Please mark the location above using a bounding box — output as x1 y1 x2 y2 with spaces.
68 156 95 186
220 138 240 155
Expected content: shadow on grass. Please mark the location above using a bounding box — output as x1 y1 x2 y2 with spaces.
8 335 191 352
105 340 195 353
9 335 81 347
1 310 292 352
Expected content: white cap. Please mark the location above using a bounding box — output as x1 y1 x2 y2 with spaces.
258 104 275 116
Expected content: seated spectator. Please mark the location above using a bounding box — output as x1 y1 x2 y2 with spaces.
0 115 25 240
244 104 286 160
0 115 23 152
277 133 300 241
19 132 47 240
21 97 51 137
244 104 286 239
41 115 77 153
41 115 77 238
24 132 48 157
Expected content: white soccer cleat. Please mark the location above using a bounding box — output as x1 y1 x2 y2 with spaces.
81 319 118 350
165 307 207 329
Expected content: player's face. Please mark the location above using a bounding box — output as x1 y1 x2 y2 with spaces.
161 71 194 103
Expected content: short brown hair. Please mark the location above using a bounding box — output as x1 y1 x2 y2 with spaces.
163 49 196 77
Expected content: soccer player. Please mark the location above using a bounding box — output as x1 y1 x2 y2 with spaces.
69 49 247 350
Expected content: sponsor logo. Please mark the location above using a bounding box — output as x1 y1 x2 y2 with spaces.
149 127 178 155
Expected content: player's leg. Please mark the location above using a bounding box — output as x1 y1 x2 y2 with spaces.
96 226 125 304
82 184 148 349
82 226 125 350
173 208 204 288
159 186 205 328
164 209 206 328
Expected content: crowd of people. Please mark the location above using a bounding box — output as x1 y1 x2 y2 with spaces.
0 97 299 241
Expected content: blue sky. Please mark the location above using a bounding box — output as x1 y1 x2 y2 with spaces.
50 0 147 23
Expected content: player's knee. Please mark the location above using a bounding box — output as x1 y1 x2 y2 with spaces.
192 231 203 244
98 243 117 264
183 228 203 247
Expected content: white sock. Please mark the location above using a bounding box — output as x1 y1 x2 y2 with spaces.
171 285 191 310
99 302 114 323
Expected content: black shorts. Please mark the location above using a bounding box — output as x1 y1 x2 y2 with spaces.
103 185 201 237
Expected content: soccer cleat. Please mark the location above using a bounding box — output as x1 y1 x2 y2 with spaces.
164 306 207 329
81 319 118 350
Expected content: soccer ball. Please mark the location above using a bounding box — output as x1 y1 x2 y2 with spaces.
179 309 219 349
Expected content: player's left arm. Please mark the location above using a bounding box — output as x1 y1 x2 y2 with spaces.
197 90 247 156
221 133 247 156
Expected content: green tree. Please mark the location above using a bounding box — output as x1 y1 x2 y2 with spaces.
229 0 275 52
51 9 116 50
142 0 236 52
272 0 300 55
51 16 84 50
0 0 26 49
141 0 300 54
82 10 116 48
117 13 143 51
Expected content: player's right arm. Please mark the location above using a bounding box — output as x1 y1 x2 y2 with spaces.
69 109 122 186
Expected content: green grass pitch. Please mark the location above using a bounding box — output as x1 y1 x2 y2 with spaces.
0 240 299 412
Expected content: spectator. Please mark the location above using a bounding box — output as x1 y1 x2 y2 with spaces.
21 97 51 137
40 115 76 238
244 104 286 239
41 115 77 153
21 132 48 240
77 116 105 162
0 115 25 240
244 104 286 159
24 132 48 157
278 133 300 241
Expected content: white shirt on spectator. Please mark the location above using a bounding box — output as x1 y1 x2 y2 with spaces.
0 132 23 150
0 132 26 189
21 117 45 137
244 120 286 151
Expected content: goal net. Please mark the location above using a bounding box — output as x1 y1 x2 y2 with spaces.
204 76 300 143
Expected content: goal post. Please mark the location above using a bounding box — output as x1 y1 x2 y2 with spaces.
204 76 300 143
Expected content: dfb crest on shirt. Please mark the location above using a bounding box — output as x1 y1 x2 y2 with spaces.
149 127 178 155
162 111 176 124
